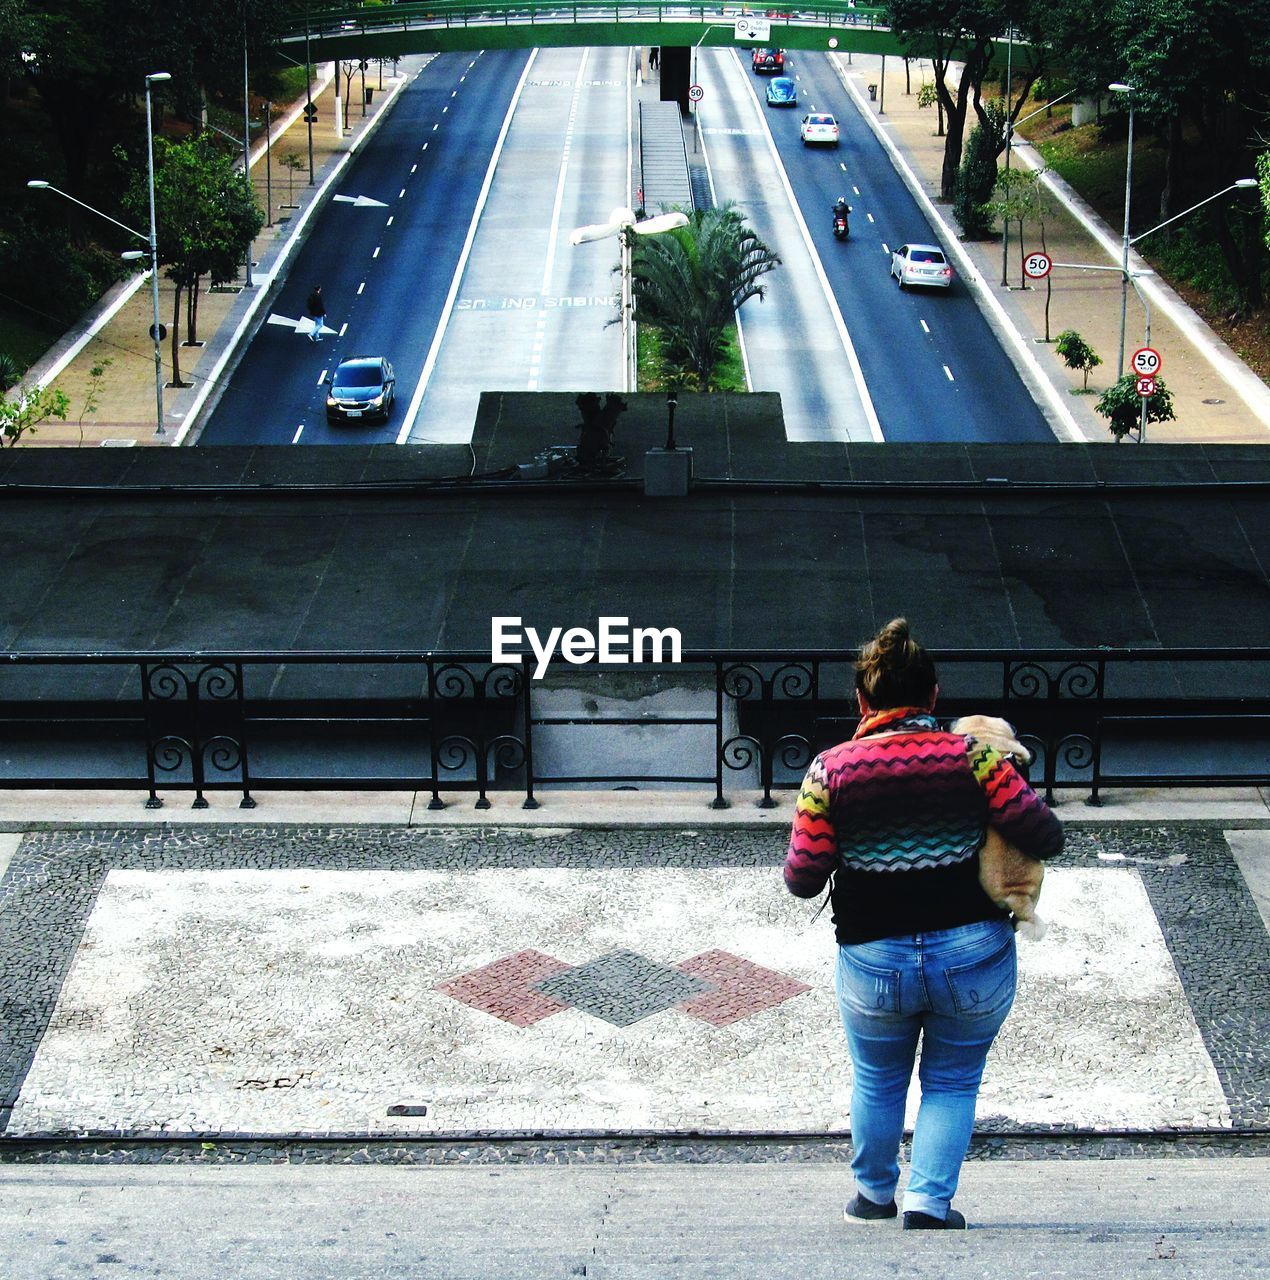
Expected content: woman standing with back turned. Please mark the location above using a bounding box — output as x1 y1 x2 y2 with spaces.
784 618 1063 1229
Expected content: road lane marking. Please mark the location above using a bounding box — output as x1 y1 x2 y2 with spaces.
293 424 304 443
541 48 590 294
733 48 880 438
944 365 955 381
866 213 875 223
443 105 448 113
421 143 428 150
398 188 406 198
839 162 847 170
387 216 394 226
399 50 540 442
882 243 890 254
373 246 381 258
316 370 327 385
852 185 860 195
920 319 930 334
451 90 458 97
339 323 348 337
357 282 366 295
432 123 439 131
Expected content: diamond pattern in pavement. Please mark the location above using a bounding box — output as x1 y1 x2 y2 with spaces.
675 949 812 1026
532 948 713 1028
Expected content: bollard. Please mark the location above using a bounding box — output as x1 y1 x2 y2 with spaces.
868 84 877 101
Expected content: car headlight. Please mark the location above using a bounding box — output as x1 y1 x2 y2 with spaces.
326 396 338 408
367 394 384 408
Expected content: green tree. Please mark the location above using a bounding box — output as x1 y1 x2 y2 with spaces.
628 204 781 392
1055 330 1101 390
953 102 1004 238
0 381 68 447
1096 373 1175 441
123 133 263 387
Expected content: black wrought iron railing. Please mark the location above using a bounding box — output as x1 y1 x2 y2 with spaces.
0 649 1265 809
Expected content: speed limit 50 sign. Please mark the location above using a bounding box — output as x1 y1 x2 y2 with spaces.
1131 346 1163 377
1022 251 1052 280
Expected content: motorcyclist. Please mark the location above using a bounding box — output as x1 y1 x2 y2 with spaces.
832 196 851 234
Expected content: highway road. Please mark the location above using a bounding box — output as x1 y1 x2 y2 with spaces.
732 48 1055 442
198 50 534 446
197 46 1059 447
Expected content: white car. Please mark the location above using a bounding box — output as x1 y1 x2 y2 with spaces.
890 243 954 289
799 113 839 146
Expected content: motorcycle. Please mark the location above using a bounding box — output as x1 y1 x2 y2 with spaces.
832 206 851 239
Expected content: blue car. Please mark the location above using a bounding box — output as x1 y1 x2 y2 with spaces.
766 76 797 107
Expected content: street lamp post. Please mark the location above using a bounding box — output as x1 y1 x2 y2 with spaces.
1108 82 1135 378
570 208 691 391
29 71 171 439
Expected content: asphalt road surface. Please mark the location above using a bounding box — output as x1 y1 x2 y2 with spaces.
199 46 1057 447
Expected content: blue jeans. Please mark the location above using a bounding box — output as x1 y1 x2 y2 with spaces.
835 919 1016 1220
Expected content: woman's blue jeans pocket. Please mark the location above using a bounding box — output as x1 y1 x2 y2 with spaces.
836 950 901 1018
942 935 1016 1018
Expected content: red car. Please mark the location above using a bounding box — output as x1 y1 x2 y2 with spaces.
751 48 785 74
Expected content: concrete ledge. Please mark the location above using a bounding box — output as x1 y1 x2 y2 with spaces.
0 786 1265 830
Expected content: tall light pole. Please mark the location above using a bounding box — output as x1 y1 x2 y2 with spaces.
27 69 171 439
999 20 1014 287
1109 82 1135 379
144 72 170 433
570 208 691 391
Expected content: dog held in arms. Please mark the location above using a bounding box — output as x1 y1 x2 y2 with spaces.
953 715 1049 942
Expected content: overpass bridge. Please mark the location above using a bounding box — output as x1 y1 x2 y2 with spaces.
284 2 1029 63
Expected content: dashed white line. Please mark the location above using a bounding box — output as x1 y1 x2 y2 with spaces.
919 319 930 334
839 161 847 171
421 142 428 151
451 90 458 98
944 365 955 381
852 185 860 195
398 188 406 199
410 164 417 173
866 213 875 223
357 282 366 295
373 246 381 258
386 216 394 226
432 123 439 131
316 370 327 386
339 323 348 337
443 105 448 113
292 424 305 443
882 243 890 254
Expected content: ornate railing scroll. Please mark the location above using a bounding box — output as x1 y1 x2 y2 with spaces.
140 662 253 810
716 660 817 808
427 660 529 810
1001 658 1105 803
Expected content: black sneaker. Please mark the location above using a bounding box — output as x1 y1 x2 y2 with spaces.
902 1208 967 1230
843 1193 898 1224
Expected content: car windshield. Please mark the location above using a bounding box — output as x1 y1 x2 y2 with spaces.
809 116 834 125
909 250 945 263
334 366 381 389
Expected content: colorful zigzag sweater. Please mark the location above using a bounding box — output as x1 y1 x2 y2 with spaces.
784 707 1064 944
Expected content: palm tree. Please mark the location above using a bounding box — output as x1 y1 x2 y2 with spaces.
628 203 781 391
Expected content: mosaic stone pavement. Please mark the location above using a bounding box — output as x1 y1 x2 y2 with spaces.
0 825 1265 1139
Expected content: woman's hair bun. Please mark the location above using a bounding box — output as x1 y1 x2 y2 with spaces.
855 617 937 709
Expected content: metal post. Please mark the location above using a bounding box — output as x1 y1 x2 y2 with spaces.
1000 23 1014 287
1117 99 1134 378
879 55 885 114
144 75 167 437
304 4 315 183
263 100 272 227
1139 289 1151 443
242 34 253 287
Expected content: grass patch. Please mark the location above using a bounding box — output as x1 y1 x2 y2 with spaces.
635 323 748 392
0 306 60 374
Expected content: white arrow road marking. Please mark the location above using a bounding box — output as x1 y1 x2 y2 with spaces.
332 194 389 208
267 313 336 338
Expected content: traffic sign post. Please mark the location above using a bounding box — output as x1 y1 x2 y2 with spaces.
1131 346 1163 377
1022 251 1052 280
688 84 704 103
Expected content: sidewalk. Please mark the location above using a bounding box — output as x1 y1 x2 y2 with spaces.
20 58 422 448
